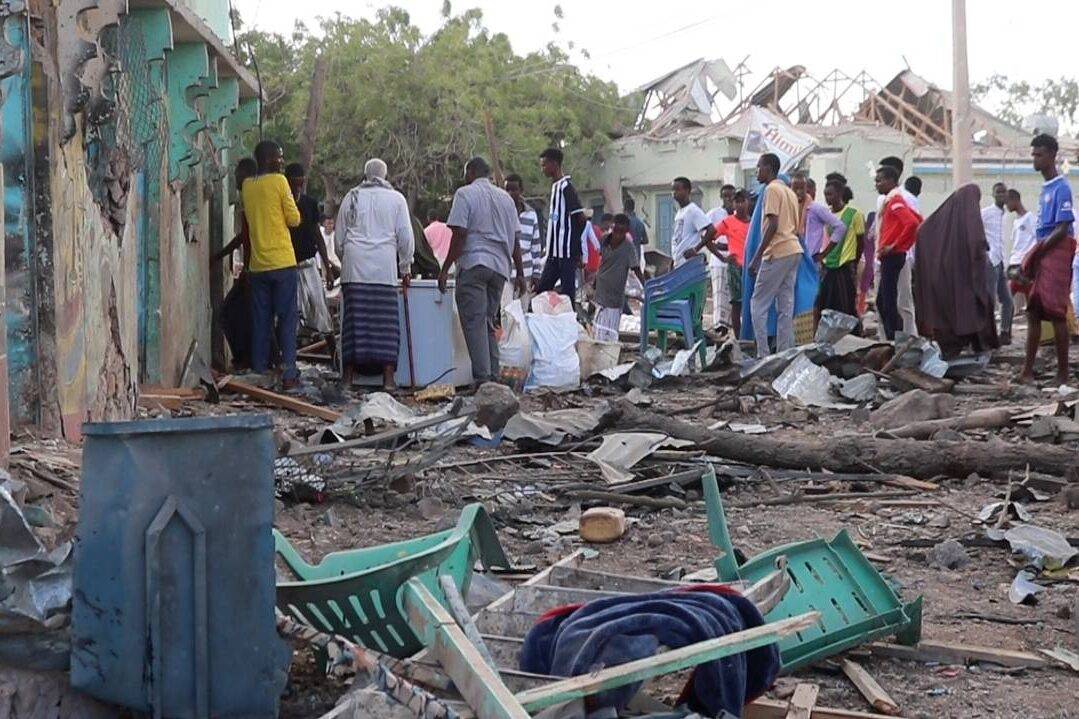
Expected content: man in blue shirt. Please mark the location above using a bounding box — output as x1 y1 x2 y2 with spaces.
1019 133 1076 386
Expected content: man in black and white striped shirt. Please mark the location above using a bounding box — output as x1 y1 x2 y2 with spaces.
534 147 586 301
505 174 543 284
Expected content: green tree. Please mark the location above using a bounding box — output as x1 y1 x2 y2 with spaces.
972 74 1079 130
236 7 633 213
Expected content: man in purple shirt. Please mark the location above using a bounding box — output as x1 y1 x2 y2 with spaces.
792 173 848 260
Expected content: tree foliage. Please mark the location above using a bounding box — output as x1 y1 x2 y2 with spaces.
972 74 1079 130
236 7 633 212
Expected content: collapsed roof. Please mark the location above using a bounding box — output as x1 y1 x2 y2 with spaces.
631 62 1075 153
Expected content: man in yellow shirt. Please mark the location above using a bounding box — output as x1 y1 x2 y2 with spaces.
241 140 302 387
747 152 803 358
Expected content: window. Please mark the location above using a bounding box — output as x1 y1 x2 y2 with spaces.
656 195 675 255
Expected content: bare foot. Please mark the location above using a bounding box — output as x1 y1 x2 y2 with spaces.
1054 373 1070 387
1017 372 1038 386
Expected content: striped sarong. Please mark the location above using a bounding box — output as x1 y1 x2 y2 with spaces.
593 306 622 342
341 283 400 369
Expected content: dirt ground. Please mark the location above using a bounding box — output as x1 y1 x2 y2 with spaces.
16 312 1079 719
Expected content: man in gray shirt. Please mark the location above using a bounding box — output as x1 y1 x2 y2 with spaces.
440 157 525 383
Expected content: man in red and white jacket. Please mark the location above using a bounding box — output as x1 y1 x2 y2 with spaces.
874 165 923 340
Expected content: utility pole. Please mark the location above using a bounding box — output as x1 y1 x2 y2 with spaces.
951 0 973 188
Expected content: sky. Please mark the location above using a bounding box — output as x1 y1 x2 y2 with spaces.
231 0 1074 104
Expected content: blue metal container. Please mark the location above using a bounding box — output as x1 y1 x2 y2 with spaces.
71 415 290 718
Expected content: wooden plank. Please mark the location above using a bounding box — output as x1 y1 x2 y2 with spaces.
440 575 498 670
840 659 900 715
512 583 627 614
404 580 530 719
867 640 1047 669
474 609 545 638
548 565 687 593
138 395 185 410
785 683 819 719
221 378 343 422
514 611 821 712
480 551 584 617
881 476 939 492
746 698 905 719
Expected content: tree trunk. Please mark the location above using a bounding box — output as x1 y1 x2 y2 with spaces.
299 53 329 173
482 110 504 186
605 400 1075 480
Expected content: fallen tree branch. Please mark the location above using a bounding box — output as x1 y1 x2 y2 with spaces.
881 407 1014 440
729 490 915 509
605 400 1076 480
564 489 687 510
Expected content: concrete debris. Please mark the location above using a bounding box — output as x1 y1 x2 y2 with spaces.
579 507 627 543
471 382 519 432
929 539 970 570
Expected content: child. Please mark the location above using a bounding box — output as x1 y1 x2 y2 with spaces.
711 189 750 337
592 214 645 342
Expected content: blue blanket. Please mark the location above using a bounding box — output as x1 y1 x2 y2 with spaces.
519 588 779 717
739 181 820 342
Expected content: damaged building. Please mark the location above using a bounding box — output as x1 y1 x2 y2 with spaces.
0 0 259 446
585 61 1078 256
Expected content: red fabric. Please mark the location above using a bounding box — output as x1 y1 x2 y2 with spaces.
1024 236 1077 321
878 195 922 255
586 224 602 273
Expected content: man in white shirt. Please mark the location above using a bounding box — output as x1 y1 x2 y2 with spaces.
672 177 715 269
334 158 415 388
981 181 1014 344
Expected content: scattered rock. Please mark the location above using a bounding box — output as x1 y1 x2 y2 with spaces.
336 686 415 719
579 507 626 543
870 389 956 429
928 514 951 529
932 428 965 442
647 532 666 548
685 489 701 502
472 382 520 432
416 496 445 520
1063 484 1079 511
388 474 416 494
930 538 970 570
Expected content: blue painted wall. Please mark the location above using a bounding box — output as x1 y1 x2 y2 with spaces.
1 11 37 426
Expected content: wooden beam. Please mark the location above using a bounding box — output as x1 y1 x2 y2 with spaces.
514 611 821 712
439 575 498 670
866 641 1047 669
404 579 531 719
785 683 819 719
840 659 900 715
221 378 343 422
746 698 906 719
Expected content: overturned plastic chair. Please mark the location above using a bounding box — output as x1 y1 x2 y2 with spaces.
275 503 510 658
640 255 709 366
703 472 922 672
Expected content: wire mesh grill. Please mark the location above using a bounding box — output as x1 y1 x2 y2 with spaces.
273 409 478 503
86 17 169 219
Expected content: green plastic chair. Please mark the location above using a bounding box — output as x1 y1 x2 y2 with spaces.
274 503 509 658
703 473 922 672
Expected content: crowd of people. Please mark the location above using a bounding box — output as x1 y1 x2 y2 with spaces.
219 132 1075 393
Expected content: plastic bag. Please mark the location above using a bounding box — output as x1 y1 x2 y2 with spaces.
526 311 581 390
531 291 574 316
499 300 532 371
